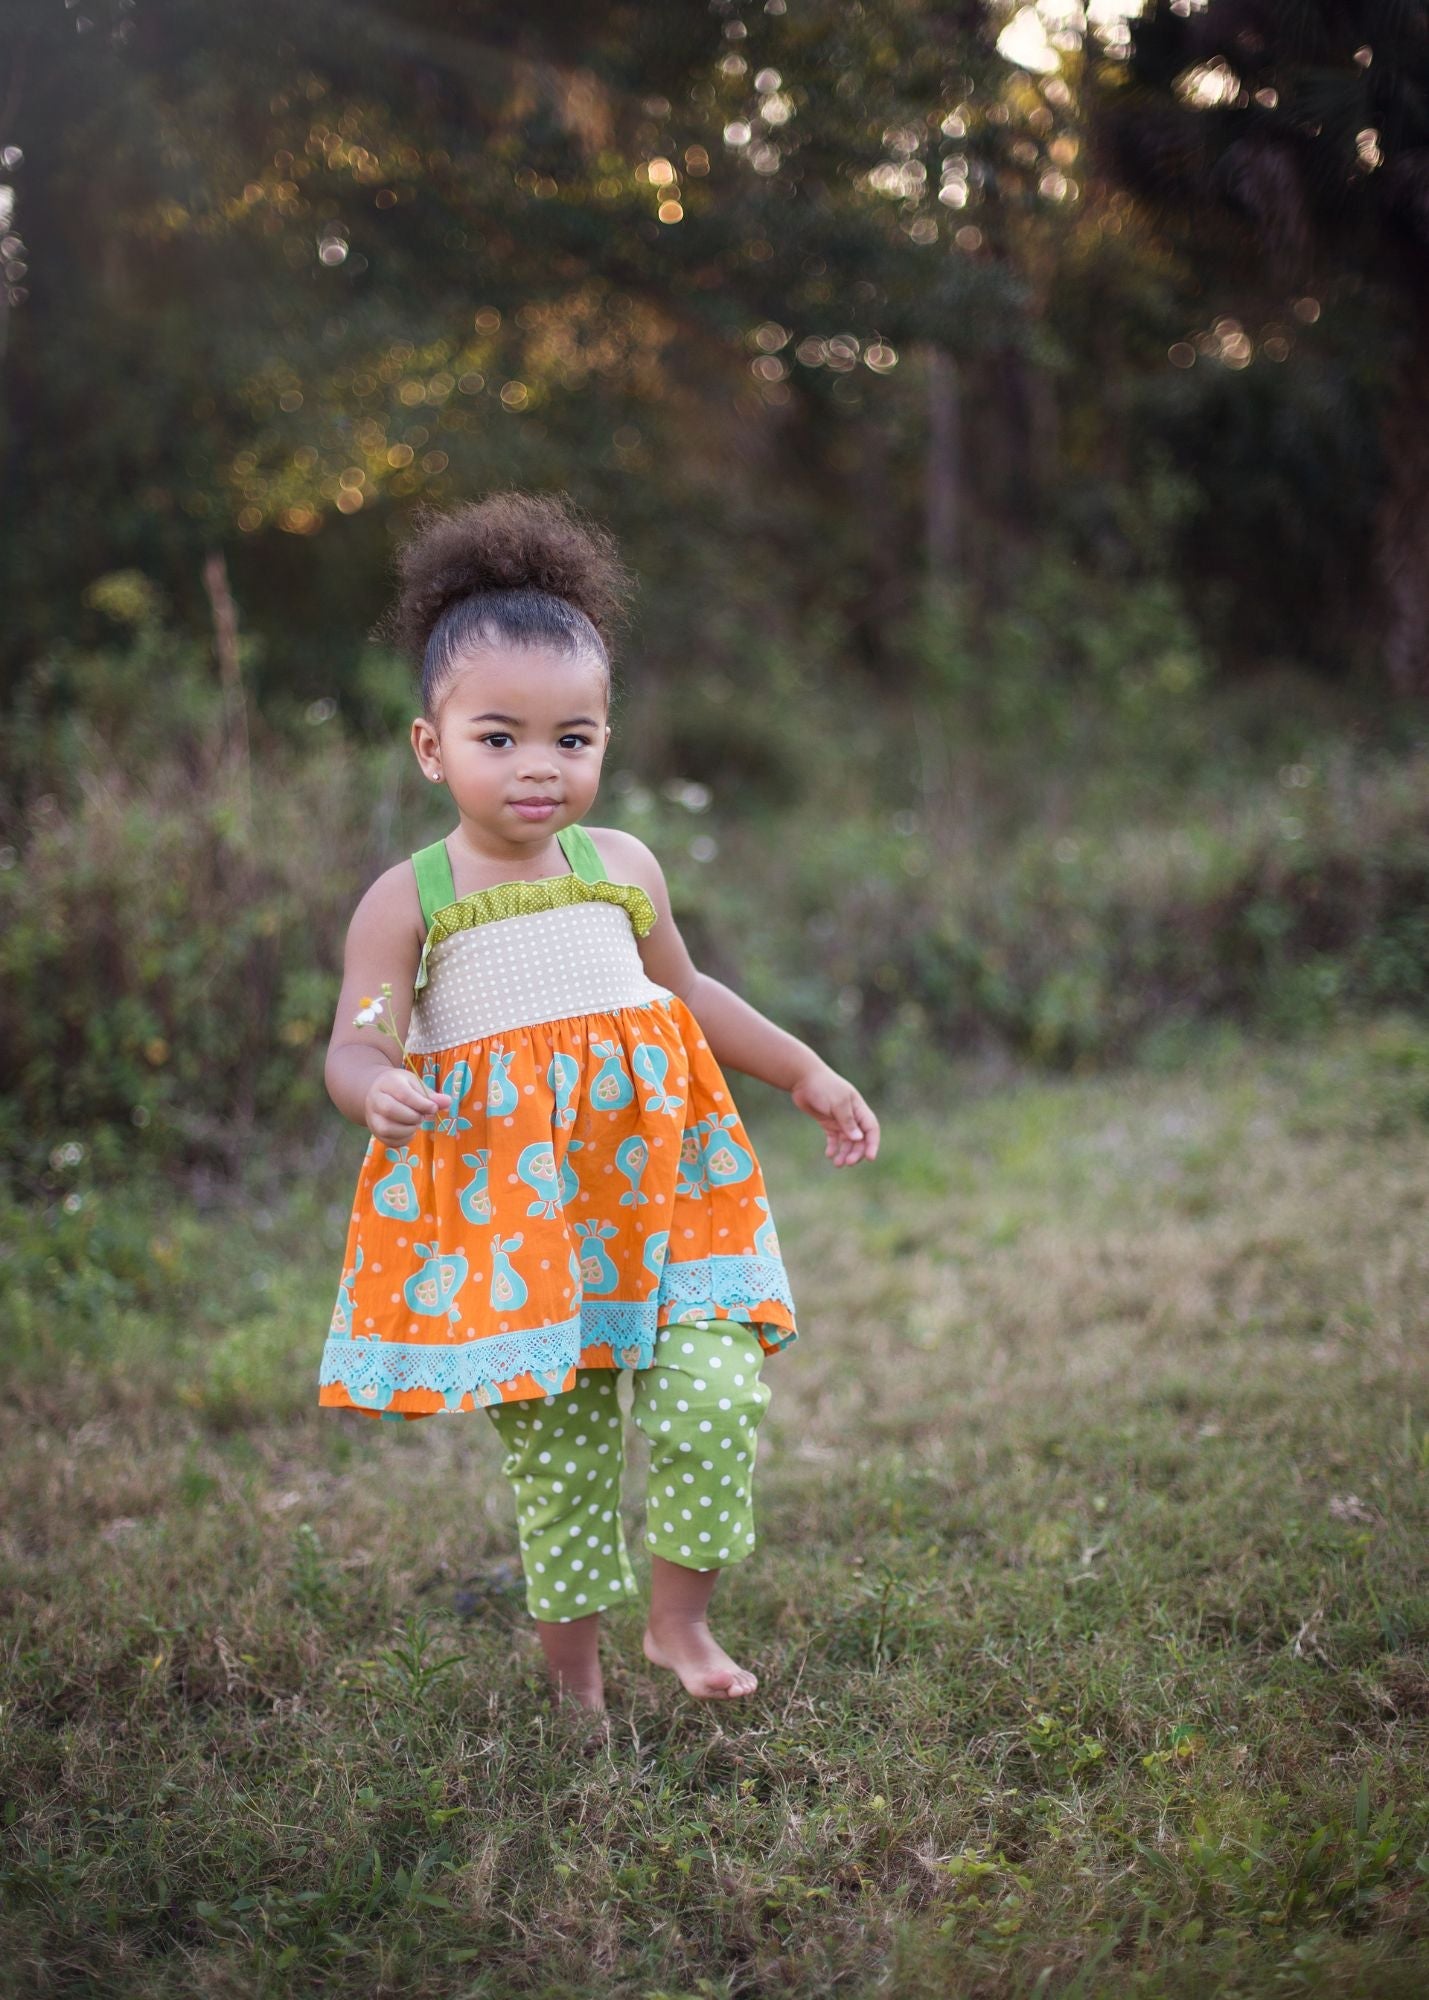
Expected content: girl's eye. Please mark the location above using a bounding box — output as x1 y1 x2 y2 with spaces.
477 732 591 749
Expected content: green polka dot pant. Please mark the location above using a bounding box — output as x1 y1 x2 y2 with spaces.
483 1317 772 1622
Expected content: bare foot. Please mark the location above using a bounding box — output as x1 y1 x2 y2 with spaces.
643 1618 759 1699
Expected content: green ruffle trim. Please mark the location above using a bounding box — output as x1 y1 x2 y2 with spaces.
414 876 658 993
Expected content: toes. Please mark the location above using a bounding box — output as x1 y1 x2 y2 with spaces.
642 1637 759 1699
701 1666 758 1698
682 1664 737 1698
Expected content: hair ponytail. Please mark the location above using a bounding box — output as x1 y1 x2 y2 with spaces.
375 489 638 717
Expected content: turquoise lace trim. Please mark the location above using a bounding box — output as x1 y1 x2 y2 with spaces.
660 1252 794 1316
414 876 657 993
319 1253 796 1410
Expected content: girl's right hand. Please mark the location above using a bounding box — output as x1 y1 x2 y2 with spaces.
365 1067 451 1145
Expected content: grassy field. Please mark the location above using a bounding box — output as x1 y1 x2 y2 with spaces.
3 1016 1427 1997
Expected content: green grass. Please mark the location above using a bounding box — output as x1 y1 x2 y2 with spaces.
3 1017 1427 1996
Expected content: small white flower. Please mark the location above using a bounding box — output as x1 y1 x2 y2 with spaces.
351 979 423 1081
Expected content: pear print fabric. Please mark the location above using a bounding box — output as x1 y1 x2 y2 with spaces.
319 852 798 1423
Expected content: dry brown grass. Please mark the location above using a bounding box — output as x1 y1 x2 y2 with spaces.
2 1017 1426 1996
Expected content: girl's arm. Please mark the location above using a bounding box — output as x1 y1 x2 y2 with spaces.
596 828 879 1166
324 864 450 1136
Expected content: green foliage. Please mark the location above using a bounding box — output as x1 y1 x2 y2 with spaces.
0 614 390 1187
6 0 1405 710
6 580 1429 1188
1090 0 1429 685
348 1612 474 1713
2 0 1029 697
893 535 1208 756
288 1523 338 1619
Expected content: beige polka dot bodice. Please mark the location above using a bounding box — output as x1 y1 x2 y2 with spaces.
404 825 672 1054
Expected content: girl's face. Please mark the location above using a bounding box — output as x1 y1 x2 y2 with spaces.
411 644 612 853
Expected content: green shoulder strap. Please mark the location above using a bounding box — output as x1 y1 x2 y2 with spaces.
556 822 608 884
412 838 458 930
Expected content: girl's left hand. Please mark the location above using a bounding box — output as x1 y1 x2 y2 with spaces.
790 1060 880 1167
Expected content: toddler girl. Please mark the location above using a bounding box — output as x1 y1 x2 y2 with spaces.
319 490 878 1710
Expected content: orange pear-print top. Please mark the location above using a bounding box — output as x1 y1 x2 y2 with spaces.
318 822 798 1421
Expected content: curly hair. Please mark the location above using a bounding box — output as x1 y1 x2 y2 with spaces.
375 489 639 719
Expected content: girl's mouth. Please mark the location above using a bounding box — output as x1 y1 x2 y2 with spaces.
511 799 558 820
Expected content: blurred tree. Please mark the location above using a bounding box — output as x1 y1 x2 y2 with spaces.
0 0 1039 698
1090 0 1429 695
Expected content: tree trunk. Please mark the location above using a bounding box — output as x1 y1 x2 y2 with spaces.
1375 302 1429 699
923 341 961 587
843 409 906 670
202 550 251 826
